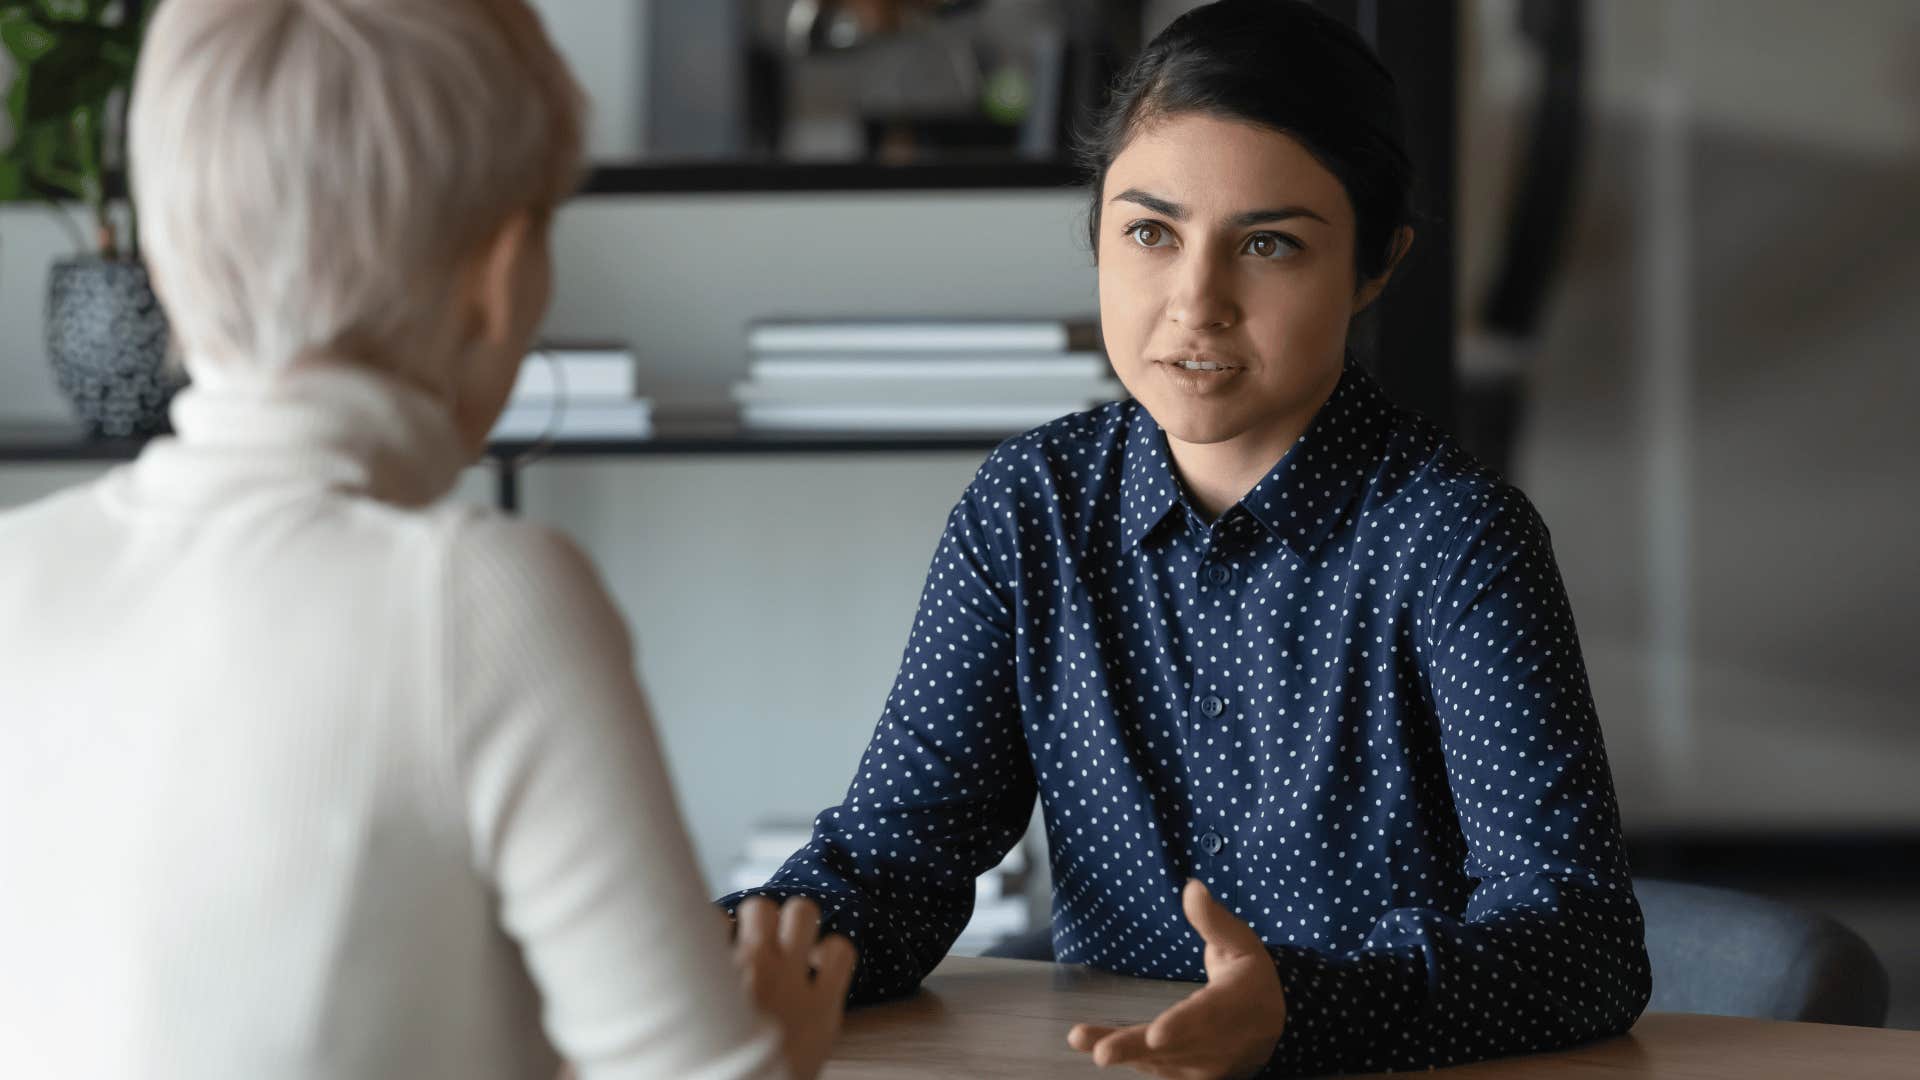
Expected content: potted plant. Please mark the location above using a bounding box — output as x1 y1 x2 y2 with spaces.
1 0 175 438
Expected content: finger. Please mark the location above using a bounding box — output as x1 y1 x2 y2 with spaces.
717 907 736 944
734 897 778 954
776 896 823 963
1143 987 1218 1051
810 934 857 999
1091 1024 1153 1068
1067 1023 1115 1052
1181 879 1264 957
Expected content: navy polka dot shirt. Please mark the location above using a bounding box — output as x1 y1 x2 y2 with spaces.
722 362 1651 1075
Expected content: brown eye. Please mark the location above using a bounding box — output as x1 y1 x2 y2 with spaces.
1244 232 1296 259
1129 222 1168 248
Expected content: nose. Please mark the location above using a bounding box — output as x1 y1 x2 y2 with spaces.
1166 251 1240 333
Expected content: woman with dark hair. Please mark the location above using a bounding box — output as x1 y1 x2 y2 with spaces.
723 2 1651 1075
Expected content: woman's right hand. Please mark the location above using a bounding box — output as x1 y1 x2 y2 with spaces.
731 896 857 1080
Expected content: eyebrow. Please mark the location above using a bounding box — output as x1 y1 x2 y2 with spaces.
1108 188 1331 229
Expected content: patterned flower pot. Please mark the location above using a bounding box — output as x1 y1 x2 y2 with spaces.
46 257 183 438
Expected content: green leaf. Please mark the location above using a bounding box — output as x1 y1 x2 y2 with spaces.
3 51 25 129
15 120 85 199
98 34 134 69
68 100 98 198
13 29 126 126
0 0 139 208
33 0 104 24
0 11 57 63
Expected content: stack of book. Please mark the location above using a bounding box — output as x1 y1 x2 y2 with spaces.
734 317 1123 433
490 341 652 441
728 820 1034 955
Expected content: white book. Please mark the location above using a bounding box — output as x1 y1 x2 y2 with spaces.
490 399 653 441
993 843 1029 875
749 320 1083 355
728 865 785 893
511 346 638 400
967 896 1033 926
749 353 1111 383
733 376 1123 407
951 899 1034 949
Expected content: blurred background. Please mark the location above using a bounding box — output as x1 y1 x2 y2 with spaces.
1 0 1915 1026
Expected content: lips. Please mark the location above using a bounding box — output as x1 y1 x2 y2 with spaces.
1149 354 1245 397
1152 353 1246 373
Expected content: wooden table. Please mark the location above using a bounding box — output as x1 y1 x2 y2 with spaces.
825 957 1920 1078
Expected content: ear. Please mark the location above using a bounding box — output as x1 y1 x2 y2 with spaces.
469 211 536 349
1352 225 1416 316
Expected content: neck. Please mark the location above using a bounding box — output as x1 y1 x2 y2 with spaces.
156 357 474 508
1164 364 1343 520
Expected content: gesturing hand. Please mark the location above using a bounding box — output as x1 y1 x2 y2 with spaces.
1067 880 1287 1079
732 896 858 1080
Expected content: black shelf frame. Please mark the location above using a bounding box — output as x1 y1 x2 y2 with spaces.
0 425 1004 512
484 431 1003 511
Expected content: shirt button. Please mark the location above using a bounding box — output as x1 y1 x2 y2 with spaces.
1199 695 1225 718
1200 831 1225 855
1205 565 1233 586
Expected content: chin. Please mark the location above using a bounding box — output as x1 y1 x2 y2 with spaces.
1140 396 1252 445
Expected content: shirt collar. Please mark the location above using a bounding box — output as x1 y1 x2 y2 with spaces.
1118 359 1394 557
130 359 472 509
1117 405 1185 549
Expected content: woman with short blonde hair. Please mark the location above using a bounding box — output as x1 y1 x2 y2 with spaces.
0 2 846 1077
132 0 583 392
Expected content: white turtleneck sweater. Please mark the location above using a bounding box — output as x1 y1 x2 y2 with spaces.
0 364 787 1080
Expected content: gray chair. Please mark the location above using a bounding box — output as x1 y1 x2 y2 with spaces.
1637 877 1888 1026
984 877 1891 1027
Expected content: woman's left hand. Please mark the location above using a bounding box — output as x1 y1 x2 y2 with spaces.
1067 880 1287 1079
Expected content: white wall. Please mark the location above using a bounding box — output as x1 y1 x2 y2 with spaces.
528 0 646 159
2 208 87 415
1462 0 1920 831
